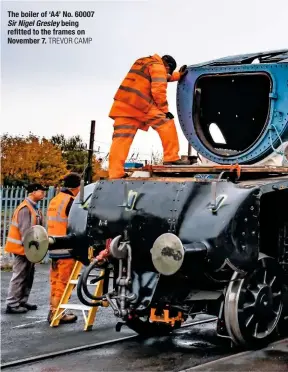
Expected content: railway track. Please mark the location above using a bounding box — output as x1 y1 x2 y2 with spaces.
2 317 219 369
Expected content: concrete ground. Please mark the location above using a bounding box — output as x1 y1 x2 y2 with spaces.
1 263 134 364
3 326 287 372
2 321 235 371
184 338 288 372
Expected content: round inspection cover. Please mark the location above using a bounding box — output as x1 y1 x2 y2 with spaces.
150 233 184 276
23 225 49 263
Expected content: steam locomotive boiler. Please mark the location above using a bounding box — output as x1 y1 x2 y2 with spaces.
24 49 288 349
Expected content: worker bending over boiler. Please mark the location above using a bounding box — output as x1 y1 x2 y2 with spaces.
108 54 189 179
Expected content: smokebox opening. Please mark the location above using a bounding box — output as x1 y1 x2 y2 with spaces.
193 72 271 157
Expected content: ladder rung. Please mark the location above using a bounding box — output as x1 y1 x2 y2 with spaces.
59 304 92 311
69 279 98 285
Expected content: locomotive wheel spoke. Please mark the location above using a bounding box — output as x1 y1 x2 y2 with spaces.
269 275 277 287
263 270 267 285
245 313 256 328
272 290 281 299
242 302 255 312
253 320 260 338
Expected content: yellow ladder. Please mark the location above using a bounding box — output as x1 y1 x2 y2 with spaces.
50 260 109 331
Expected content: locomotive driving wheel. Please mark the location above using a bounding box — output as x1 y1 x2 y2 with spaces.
224 253 283 348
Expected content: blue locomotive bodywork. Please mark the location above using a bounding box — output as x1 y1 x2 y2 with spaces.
177 50 288 164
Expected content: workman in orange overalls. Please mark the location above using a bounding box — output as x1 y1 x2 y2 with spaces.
47 173 81 324
108 54 190 179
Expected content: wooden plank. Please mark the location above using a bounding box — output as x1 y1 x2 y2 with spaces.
125 165 288 174
151 166 288 173
114 175 288 184
119 177 228 183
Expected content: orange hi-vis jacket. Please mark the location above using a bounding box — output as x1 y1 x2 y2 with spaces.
5 199 41 256
47 191 75 259
111 54 180 117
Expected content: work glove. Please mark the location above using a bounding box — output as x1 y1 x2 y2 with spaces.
165 112 174 120
179 65 188 81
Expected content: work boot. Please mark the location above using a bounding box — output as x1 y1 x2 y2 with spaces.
47 310 77 324
5 305 28 314
121 173 129 179
59 313 78 324
21 302 38 310
163 159 191 166
110 173 129 180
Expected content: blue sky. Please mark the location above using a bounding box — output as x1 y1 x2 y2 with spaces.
1 0 288 161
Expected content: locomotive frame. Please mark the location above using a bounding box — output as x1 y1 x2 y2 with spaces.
75 166 288 349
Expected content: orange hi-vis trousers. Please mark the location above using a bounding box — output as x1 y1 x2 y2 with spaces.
108 105 180 179
50 258 75 312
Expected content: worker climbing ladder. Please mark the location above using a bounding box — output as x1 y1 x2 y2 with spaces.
50 258 109 331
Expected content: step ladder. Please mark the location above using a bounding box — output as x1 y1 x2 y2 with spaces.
50 260 109 331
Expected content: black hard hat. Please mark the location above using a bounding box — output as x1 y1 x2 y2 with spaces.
63 173 81 188
162 55 177 73
27 183 48 193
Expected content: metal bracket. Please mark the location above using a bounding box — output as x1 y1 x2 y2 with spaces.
118 182 129 208
80 195 93 210
125 191 138 211
209 195 227 214
210 181 217 211
118 182 138 211
209 181 227 214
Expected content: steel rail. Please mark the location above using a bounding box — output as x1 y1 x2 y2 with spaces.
1 317 218 369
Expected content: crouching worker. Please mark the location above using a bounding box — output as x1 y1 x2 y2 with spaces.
47 173 81 324
5 183 47 313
